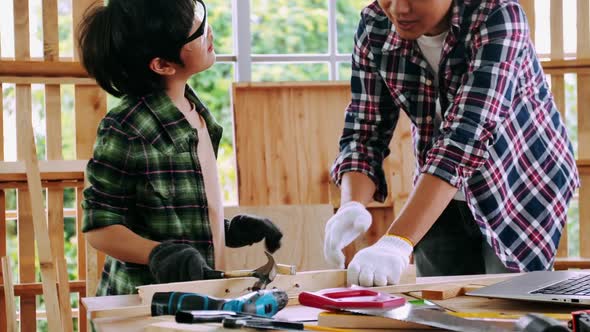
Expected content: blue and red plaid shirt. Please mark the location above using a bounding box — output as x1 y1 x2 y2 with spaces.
331 0 580 272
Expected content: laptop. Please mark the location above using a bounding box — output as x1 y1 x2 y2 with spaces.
466 270 590 305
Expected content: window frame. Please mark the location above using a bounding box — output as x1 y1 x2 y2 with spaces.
224 0 351 81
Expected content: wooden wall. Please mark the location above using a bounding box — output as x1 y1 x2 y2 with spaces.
232 82 415 260
0 0 105 331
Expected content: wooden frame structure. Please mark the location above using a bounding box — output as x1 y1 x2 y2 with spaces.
0 0 588 331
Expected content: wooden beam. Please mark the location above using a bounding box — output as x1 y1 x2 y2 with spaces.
0 281 85 297
0 76 97 85
137 267 416 307
1 257 17 332
0 160 87 182
0 180 83 190
554 257 590 270
0 60 87 77
579 159 590 175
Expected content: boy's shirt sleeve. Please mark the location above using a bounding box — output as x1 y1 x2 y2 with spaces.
82 118 137 232
330 13 400 203
422 3 527 187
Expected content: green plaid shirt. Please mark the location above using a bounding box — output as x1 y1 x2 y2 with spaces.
82 86 223 296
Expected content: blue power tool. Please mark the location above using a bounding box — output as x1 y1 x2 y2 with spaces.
151 289 289 318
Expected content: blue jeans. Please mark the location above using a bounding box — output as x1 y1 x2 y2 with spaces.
414 200 512 277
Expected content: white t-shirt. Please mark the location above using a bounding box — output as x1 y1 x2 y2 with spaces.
417 31 466 201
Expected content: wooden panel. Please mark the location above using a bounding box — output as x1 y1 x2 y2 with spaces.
233 82 407 206
72 2 106 328
224 205 333 271
13 1 37 328
0 160 87 182
579 0 590 259
0 190 6 332
1 257 16 332
519 0 535 43
42 0 59 61
18 83 65 331
549 0 568 258
233 83 349 205
0 60 87 78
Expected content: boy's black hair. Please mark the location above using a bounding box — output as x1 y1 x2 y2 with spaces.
77 0 196 97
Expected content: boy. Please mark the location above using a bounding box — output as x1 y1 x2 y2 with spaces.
78 0 282 295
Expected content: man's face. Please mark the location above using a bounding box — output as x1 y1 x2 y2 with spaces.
377 0 453 40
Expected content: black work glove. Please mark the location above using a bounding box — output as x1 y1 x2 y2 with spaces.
225 214 283 253
148 241 222 284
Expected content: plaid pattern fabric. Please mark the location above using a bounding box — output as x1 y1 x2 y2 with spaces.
331 0 580 272
82 86 223 295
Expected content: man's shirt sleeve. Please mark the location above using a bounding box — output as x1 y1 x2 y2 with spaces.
331 14 400 202
82 118 137 232
422 2 528 188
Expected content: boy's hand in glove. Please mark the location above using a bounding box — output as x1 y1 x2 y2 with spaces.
148 241 222 284
225 214 283 253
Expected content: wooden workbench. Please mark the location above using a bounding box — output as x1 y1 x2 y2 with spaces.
83 272 588 332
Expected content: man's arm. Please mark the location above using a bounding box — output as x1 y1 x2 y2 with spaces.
340 172 377 206
387 173 457 245
86 225 159 264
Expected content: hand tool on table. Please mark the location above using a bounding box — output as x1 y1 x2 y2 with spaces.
205 251 295 290
570 310 590 332
151 288 288 317
175 309 343 331
299 287 518 332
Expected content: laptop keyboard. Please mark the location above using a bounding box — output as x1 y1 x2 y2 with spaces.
531 274 590 296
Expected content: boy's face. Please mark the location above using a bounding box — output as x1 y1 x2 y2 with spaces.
377 0 453 40
180 8 216 75
181 24 215 74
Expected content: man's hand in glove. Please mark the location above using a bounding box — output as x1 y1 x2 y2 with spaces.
323 201 372 269
347 235 413 287
148 241 221 284
225 214 283 253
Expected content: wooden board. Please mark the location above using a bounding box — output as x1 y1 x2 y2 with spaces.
136 267 416 307
519 0 535 43
232 82 409 208
578 0 590 260
1 257 16 332
224 205 333 271
0 160 87 182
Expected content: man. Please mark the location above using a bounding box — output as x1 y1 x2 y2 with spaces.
324 0 579 287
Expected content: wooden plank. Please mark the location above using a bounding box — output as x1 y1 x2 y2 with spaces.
1 257 17 332
519 0 535 43
390 111 414 218
554 257 590 270
420 283 464 300
16 85 38 332
0 280 85 297
42 0 59 61
13 0 34 328
57 258 74 332
549 0 568 259
0 76 97 85
232 83 398 207
0 160 87 182
0 191 6 332
0 60 86 77
18 83 65 331
135 267 415 311
0 180 84 191
577 0 590 260
224 205 333 271
579 0 590 57
581 174 590 258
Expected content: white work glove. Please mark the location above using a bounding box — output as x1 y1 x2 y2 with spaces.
347 235 413 287
323 201 372 269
